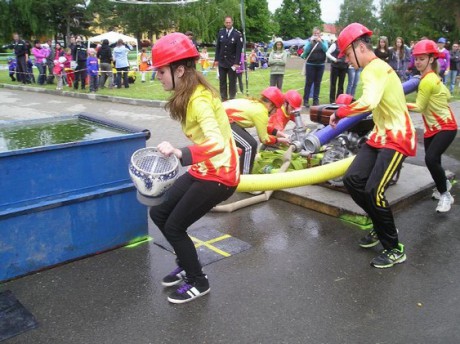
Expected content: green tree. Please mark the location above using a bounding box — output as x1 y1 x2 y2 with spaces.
243 0 272 43
336 0 378 33
275 0 322 40
377 0 460 44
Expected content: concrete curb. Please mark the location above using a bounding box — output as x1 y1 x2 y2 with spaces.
0 83 167 108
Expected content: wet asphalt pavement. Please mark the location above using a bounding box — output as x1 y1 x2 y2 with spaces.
1 88 459 344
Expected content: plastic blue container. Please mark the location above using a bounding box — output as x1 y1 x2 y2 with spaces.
0 113 150 282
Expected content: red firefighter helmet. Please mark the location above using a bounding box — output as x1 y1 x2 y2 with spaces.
152 32 199 69
412 39 439 58
337 23 373 58
261 86 284 108
284 90 302 110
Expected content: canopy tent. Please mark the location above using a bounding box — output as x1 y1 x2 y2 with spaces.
88 31 139 68
267 37 307 49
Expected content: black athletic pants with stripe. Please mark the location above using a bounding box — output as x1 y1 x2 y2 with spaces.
343 144 405 250
150 172 236 282
231 122 258 175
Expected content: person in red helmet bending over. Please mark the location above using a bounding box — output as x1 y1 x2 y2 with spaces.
329 23 416 269
149 32 240 304
267 89 304 136
407 39 457 213
224 86 290 174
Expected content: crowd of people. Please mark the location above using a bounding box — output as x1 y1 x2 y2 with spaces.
5 34 140 93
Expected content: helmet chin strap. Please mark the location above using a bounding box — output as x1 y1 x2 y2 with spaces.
351 43 361 69
170 65 176 90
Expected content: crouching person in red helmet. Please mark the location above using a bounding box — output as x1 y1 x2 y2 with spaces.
329 23 416 269
149 33 240 303
267 89 304 135
224 86 290 174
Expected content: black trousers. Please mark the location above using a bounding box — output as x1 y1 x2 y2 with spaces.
329 66 347 103
343 144 405 250
231 122 258 174
74 61 87 89
16 56 28 83
149 172 236 282
219 65 237 101
424 130 457 193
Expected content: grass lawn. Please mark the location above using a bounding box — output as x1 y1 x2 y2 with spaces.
1 66 459 104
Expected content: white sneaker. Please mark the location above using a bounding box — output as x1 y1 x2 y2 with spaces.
436 192 454 213
432 180 452 200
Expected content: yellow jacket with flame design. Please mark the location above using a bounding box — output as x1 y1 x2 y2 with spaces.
179 85 240 187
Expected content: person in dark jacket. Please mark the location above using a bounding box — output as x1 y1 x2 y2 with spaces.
97 39 113 89
72 36 87 90
214 16 243 101
7 33 29 84
326 40 348 103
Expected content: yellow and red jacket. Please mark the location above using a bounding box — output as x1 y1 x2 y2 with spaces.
336 58 416 157
407 71 457 138
179 85 240 187
224 98 278 145
267 106 295 134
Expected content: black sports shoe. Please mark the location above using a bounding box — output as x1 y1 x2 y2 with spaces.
161 266 185 287
370 243 406 268
167 276 210 304
358 229 379 248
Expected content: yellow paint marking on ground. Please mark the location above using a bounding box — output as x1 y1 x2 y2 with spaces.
190 234 232 257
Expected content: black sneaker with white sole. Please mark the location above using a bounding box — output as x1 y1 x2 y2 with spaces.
167 276 210 304
358 229 380 248
162 266 186 287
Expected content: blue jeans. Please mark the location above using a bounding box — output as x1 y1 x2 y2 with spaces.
303 63 325 105
35 63 46 85
446 69 458 93
346 67 361 97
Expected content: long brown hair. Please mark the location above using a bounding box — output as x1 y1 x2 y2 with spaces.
393 37 406 59
165 58 218 123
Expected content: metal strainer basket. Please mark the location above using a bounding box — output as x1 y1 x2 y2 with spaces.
129 147 179 199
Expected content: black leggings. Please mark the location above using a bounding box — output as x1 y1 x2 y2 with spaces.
424 130 457 193
343 144 405 250
149 172 236 282
231 122 258 174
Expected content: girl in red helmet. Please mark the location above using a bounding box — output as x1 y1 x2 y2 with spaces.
407 39 458 213
267 89 304 134
149 32 240 304
224 86 290 174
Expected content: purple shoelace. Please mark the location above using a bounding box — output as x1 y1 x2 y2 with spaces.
177 283 193 294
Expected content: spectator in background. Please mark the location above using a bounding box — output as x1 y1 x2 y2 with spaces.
53 55 66 91
268 37 287 90
301 27 328 107
7 57 17 81
45 39 55 84
64 47 74 87
54 42 65 58
389 37 411 82
97 39 113 89
248 49 258 71
374 36 390 62
86 48 99 93
437 37 450 84
185 31 199 51
215 16 243 101
235 52 245 93
326 39 348 103
113 38 131 88
7 33 29 84
447 42 460 93
138 48 149 82
199 47 210 76
72 36 88 90
31 40 49 85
